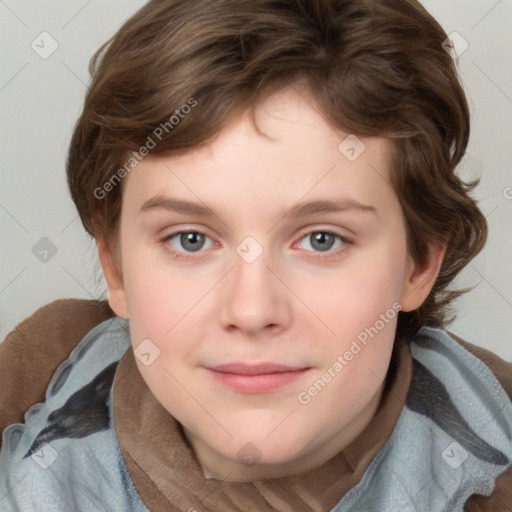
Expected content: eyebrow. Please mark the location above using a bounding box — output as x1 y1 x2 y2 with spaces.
139 195 377 218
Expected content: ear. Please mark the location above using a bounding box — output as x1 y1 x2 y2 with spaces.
399 242 447 312
96 237 129 319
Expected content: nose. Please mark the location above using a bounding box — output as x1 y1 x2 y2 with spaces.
218 247 292 338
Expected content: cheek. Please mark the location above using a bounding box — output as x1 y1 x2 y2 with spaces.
305 242 406 337
293 239 406 402
121 247 209 389
120 235 191 338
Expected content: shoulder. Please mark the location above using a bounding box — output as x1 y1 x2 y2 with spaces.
0 299 116 439
0 310 137 511
447 331 512 401
411 328 512 512
447 331 512 512
406 327 512 448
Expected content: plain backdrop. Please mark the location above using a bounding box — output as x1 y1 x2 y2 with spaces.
1 0 511 359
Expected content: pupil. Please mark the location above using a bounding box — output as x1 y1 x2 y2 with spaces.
311 232 334 252
182 232 204 251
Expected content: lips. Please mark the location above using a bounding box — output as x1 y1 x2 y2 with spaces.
205 362 311 393
209 363 303 375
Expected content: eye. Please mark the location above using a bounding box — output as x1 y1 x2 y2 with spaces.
162 231 216 255
296 230 351 258
160 228 351 261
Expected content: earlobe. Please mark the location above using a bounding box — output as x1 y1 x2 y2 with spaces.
399 243 447 313
96 238 129 319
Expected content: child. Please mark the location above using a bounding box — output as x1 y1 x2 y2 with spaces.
1 0 511 510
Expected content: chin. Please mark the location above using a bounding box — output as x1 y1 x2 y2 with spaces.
222 430 308 465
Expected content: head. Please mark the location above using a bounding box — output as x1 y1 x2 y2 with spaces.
67 0 487 479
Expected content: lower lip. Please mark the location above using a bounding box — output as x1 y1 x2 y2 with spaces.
206 369 309 393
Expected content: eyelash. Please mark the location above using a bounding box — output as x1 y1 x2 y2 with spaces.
159 228 352 262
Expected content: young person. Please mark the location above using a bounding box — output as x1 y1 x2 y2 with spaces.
1 0 511 510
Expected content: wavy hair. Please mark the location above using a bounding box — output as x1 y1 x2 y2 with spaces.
66 0 487 340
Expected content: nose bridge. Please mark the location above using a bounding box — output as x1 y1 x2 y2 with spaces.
219 239 290 334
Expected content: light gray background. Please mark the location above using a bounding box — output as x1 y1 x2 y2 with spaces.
1 1 511 359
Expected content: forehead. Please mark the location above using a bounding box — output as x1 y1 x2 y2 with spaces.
121 88 397 223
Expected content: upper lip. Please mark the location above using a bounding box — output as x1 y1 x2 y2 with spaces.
206 363 308 375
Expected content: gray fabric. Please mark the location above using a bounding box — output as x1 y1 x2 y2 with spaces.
0 318 147 512
331 328 512 511
1 320 511 511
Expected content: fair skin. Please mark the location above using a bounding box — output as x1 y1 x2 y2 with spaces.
97 87 445 481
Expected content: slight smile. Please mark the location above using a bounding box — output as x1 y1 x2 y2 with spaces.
205 363 312 393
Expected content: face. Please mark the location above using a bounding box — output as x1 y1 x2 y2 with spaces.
99 87 442 481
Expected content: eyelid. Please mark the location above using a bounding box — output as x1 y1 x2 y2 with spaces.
159 224 217 242
294 225 353 245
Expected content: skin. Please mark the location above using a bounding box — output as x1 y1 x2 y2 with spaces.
97 87 445 481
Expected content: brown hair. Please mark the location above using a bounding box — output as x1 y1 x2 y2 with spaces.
66 0 487 340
